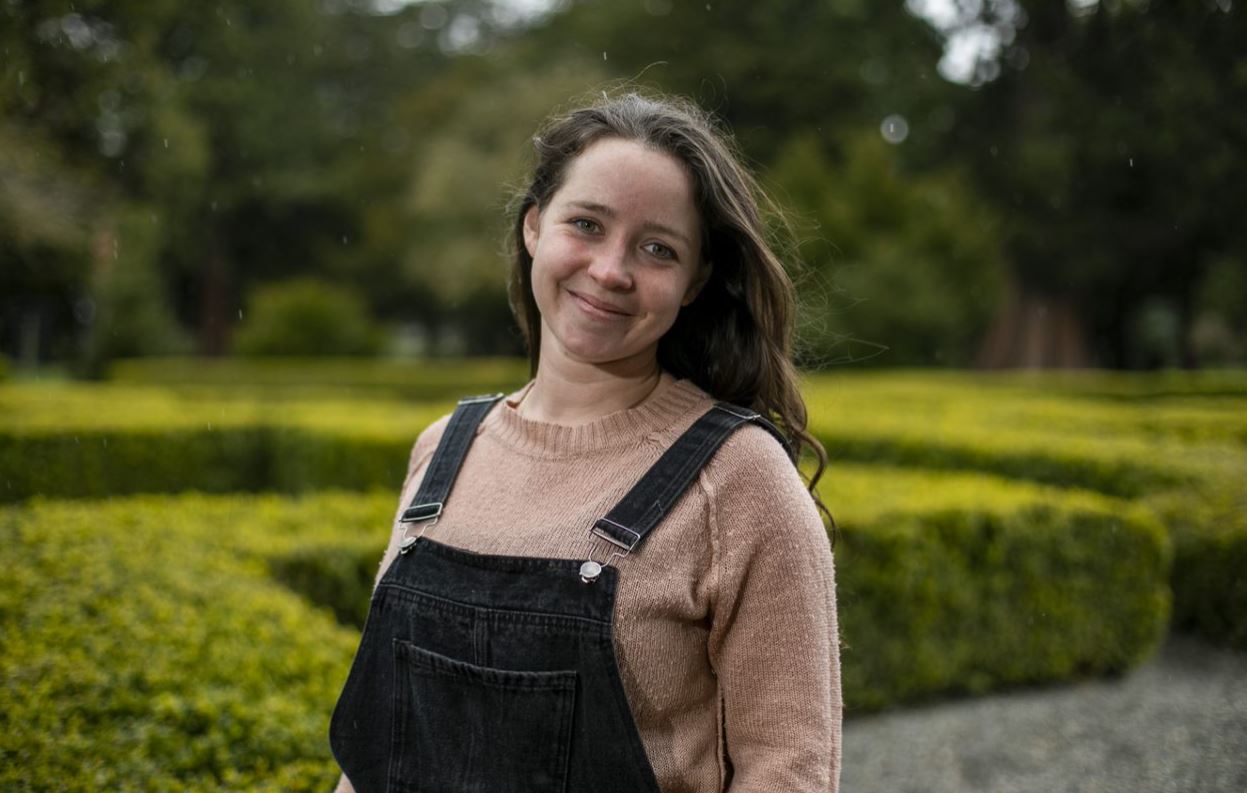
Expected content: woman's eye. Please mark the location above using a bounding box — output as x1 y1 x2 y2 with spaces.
571 218 600 233
644 242 677 260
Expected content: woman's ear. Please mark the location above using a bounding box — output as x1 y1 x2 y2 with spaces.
682 260 712 306
522 205 541 258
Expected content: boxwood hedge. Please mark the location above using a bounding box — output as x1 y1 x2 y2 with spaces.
818 465 1172 711
0 491 389 791
107 356 529 400
1 469 1171 790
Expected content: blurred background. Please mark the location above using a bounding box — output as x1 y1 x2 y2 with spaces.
3 2 1246 791
3 0 1244 376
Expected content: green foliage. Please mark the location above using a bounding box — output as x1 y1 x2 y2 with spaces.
268 544 383 629
946 1 1247 366
803 372 1242 497
1148 472 1247 651
233 278 384 357
107 356 529 399
769 131 1006 367
833 499 1170 711
0 491 392 790
80 204 194 376
1190 256 1247 366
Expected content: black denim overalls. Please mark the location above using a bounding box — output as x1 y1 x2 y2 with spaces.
329 392 792 793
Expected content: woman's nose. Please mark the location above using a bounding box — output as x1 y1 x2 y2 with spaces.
586 240 633 290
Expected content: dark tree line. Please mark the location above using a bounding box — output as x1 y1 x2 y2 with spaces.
1 0 1242 371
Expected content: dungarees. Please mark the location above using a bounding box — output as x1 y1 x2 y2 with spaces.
329 392 793 793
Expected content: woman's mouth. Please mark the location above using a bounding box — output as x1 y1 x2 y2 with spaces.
569 290 631 319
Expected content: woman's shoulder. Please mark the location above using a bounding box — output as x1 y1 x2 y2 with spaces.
706 420 799 485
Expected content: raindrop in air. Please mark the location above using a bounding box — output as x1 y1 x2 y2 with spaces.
880 114 909 145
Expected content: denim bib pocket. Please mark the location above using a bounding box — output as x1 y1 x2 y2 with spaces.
389 637 578 793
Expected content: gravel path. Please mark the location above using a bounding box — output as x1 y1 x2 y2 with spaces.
841 635 1247 793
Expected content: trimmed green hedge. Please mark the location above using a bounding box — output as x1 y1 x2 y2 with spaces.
1148 472 1247 651
0 490 393 790
816 464 1172 711
0 472 1172 792
0 384 450 503
804 371 1247 495
107 356 529 400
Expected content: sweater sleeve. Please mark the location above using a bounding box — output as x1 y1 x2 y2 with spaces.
704 424 842 793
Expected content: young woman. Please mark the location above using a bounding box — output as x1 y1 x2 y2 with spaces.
330 90 841 793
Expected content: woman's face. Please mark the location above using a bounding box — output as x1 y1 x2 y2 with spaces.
523 137 708 374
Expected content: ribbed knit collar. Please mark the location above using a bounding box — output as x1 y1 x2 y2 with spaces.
483 371 710 458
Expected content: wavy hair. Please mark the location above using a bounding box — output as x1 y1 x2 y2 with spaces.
506 89 836 538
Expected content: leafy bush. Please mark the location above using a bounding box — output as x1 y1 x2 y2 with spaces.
79 205 195 377
0 490 394 791
107 356 529 400
0 383 448 503
267 543 381 628
1148 472 1247 651
233 278 384 357
0 462 1175 790
818 465 1171 712
802 372 1241 497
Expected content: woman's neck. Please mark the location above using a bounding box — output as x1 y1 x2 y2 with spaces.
516 361 667 427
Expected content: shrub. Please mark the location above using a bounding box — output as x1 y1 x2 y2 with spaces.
0 384 449 503
1148 472 1247 651
819 465 1172 712
106 356 529 400
0 490 395 790
233 278 384 357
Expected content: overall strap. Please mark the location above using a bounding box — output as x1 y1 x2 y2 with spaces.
400 393 506 524
590 402 795 556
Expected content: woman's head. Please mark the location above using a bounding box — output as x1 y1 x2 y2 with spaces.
508 90 798 409
507 89 835 536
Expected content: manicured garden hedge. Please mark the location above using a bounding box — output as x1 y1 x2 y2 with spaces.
2 369 1240 654
0 491 390 790
107 356 529 400
801 373 1243 496
0 465 1172 791
1148 473 1247 651
818 465 1172 711
0 384 449 503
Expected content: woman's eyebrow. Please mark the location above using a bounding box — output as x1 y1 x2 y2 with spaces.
567 200 692 248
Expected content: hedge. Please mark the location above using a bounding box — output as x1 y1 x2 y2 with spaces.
0 384 450 503
816 464 1171 710
107 356 529 400
801 373 1246 497
0 490 393 791
1 470 1171 791
1147 471 1247 651
2 378 1227 503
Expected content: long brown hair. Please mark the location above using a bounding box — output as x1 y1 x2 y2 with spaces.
506 88 836 539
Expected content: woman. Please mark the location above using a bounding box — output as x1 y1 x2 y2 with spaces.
330 90 841 793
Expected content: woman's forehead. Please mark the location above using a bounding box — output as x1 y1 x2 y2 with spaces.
552 138 700 234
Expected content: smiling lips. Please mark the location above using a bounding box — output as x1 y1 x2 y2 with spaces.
569 289 632 318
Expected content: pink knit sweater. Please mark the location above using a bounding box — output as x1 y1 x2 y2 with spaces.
337 372 841 793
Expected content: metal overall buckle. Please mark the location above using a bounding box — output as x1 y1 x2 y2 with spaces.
579 519 639 584
398 502 443 554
